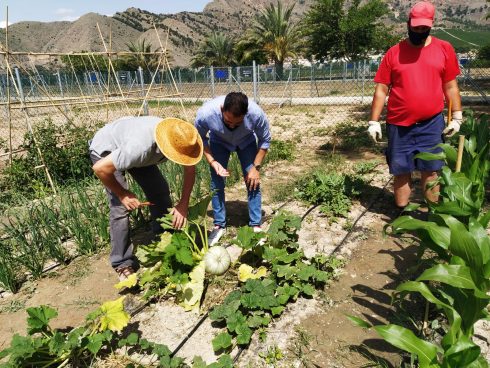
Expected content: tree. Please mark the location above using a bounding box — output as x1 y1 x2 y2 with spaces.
119 39 169 71
239 1 302 79
303 0 398 61
301 0 344 61
191 32 236 68
234 36 268 66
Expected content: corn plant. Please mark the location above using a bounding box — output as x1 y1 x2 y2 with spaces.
351 113 490 368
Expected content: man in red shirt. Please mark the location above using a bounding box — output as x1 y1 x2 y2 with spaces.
368 1 463 208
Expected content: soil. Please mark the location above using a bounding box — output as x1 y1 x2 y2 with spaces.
1 104 489 367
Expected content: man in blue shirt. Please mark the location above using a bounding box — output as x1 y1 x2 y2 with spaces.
195 92 271 245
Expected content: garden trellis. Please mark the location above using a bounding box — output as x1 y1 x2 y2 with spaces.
0 20 188 194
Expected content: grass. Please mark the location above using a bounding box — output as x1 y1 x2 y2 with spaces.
0 299 26 314
432 28 490 49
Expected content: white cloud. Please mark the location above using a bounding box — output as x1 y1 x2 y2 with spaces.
60 15 80 22
0 21 13 28
55 8 74 16
54 8 79 22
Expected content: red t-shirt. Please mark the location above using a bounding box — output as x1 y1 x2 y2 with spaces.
374 37 460 126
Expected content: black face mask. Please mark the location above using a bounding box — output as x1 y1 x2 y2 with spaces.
408 27 431 45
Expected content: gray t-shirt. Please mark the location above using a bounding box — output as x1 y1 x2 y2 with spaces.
89 116 166 171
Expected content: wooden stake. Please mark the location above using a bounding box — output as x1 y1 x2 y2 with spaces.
153 25 189 122
447 99 452 125
456 135 465 173
96 23 131 116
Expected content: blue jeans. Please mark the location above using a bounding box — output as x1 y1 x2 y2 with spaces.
210 140 262 227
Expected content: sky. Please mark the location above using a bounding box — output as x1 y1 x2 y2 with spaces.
0 0 211 27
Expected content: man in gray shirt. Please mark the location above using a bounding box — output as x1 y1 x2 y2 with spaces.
89 116 203 281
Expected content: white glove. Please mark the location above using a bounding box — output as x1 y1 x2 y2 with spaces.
443 111 463 137
367 121 382 143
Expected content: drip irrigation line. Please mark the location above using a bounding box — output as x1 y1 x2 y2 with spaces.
233 174 394 365
170 311 210 358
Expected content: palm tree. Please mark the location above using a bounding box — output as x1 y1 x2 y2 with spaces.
121 39 170 71
191 32 236 68
240 1 302 79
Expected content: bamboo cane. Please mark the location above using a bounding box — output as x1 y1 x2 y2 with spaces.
447 99 452 125
455 135 465 173
153 25 189 122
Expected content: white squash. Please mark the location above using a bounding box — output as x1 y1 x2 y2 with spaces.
204 246 231 275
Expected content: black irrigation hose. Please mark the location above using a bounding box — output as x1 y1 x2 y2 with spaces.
170 311 210 358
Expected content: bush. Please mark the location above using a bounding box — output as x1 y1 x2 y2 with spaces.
0 119 102 205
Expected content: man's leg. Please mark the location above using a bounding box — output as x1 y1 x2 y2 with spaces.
128 165 173 235
236 141 262 227
210 143 231 228
90 152 136 271
420 171 439 203
393 174 412 208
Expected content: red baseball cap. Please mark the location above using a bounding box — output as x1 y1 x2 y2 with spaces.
409 1 435 27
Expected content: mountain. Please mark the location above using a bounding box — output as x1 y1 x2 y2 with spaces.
0 0 488 67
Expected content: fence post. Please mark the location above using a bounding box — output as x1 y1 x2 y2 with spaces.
257 64 261 104
310 62 314 97
288 65 293 105
138 66 148 115
56 69 69 116
228 66 232 92
210 66 215 98
252 60 258 103
14 67 25 103
236 66 241 86
361 60 366 105
178 68 182 90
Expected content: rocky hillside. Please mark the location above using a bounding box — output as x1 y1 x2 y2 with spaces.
0 0 488 66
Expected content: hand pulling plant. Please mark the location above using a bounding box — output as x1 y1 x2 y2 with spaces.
122 194 232 310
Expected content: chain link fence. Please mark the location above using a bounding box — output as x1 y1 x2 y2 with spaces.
0 54 488 163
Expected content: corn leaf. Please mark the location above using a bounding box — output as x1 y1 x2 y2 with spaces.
373 324 440 367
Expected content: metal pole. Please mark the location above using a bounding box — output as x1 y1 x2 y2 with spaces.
310 63 314 97
228 66 232 92
210 66 215 98
361 60 366 105
256 64 260 104
56 69 69 116
252 60 257 103
289 65 293 105
138 66 148 115
14 67 25 103
237 66 241 85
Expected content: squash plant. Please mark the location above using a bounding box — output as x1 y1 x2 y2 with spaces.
126 194 232 310
210 212 343 352
0 297 130 367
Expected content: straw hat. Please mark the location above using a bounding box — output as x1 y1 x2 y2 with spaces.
154 118 203 166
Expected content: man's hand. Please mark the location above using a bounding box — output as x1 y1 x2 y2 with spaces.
245 166 260 191
119 190 141 211
211 160 230 177
171 202 188 230
443 111 463 137
367 121 382 143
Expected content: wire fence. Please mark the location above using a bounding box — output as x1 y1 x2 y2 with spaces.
0 53 488 166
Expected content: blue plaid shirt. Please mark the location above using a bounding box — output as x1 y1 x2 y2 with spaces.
194 96 271 152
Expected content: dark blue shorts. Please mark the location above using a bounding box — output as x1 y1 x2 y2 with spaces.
386 113 445 176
